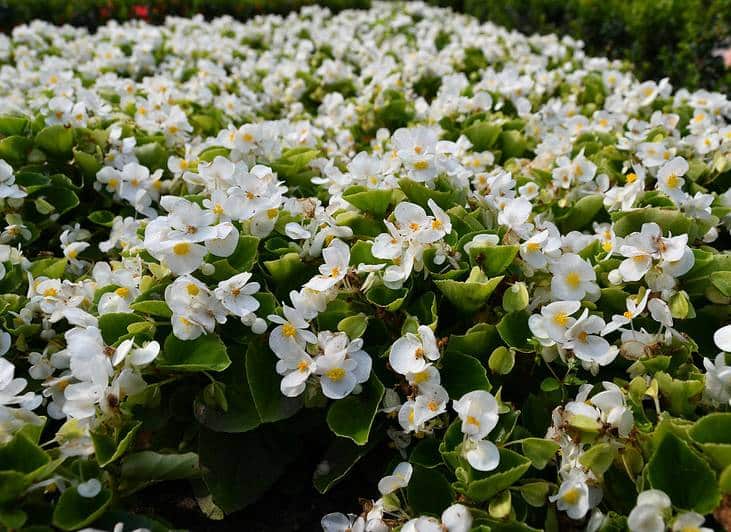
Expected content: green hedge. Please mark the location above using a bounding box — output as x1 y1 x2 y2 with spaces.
431 0 731 93
0 0 370 31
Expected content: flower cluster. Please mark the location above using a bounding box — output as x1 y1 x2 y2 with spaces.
0 2 729 531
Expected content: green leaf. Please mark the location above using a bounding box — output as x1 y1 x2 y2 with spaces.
28 257 68 279
0 115 29 136
134 142 167 170
313 436 379 494
463 121 501 151
36 125 74 158
647 432 720 513
407 465 454 515
365 283 408 311
579 442 616 475
468 245 519 276
499 130 527 160
434 268 503 313
465 448 531 502
689 413 731 469
519 481 553 507
0 136 32 165
194 348 260 433
440 351 492 399
342 186 395 217
520 438 560 470
157 333 231 372
198 428 296 514
87 210 115 227
337 313 368 339
0 507 26 529
327 374 385 445
710 271 731 297
489 489 512 519
496 310 532 350
398 177 457 209
410 437 443 469
120 451 199 494
91 421 142 467
52 487 112 531
0 471 29 504
74 148 102 179
245 341 302 424
129 300 172 318
612 207 713 242
557 194 604 232
98 312 145 345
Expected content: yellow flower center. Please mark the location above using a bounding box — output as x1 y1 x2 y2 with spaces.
553 312 569 326
43 287 58 297
297 360 310 372
115 287 130 297
577 331 589 343
626 172 637 183
173 242 190 256
565 271 581 289
427 401 439 412
412 370 429 384
413 160 429 170
282 323 297 338
466 415 480 426
186 283 200 296
666 174 679 189
414 347 425 359
526 242 541 252
326 367 346 381
623 310 633 319
561 487 581 505
213 203 224 215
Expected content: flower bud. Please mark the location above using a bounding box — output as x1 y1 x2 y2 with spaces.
502 282 529 312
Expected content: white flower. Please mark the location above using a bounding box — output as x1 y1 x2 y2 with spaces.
377 461 413 495
214 272 261 319
463 438 500 472
601 290 650 335
305 239 350 292
0 159 26 199
627 490 671 532
714 324 731 352
565 309 617 366
671 512 712 532
389 325 440 375
321 513 365 532
453 390 499 441
703 353 731 406
550 253 598 301
440 504 473 532
268 305 317 359
529 300 581 345
0 358 40 409
656 156 688 203
589 382 634 437
550 469 591 520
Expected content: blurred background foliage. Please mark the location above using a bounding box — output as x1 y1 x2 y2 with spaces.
0 0 728 93
430 0 730 93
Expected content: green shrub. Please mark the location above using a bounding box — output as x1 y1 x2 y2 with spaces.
435 0 731 93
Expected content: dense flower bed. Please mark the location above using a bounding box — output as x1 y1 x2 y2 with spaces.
0 2 730 531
